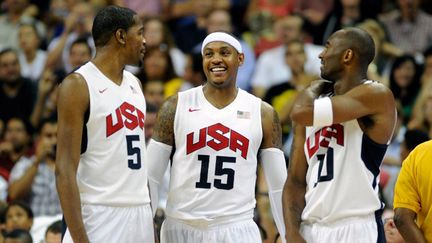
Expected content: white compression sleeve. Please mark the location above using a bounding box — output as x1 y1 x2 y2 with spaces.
147 139 172 216
313 97 333 127
259 148 287 243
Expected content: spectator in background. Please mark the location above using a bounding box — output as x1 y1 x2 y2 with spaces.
408 83 432 138
294 0 334 38
5 201 33 233
8 118 61 216
178 52 205 92
143 17 186 76
193 9 256 92
114 0 164 18
68 37 92 71
394 139 432 242
17 23 47 83
380 0 432 60
45 2 95 73
44 220 62 243
0 0 46 50
145 103 158 145
143 79 165 109
4 229 33 243
420 46 432 85
251 14 322 98
389 55 421 123
0 49 36 124
0 117 33 185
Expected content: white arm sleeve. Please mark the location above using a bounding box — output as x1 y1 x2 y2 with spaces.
147 139 172 216
259 148 287 243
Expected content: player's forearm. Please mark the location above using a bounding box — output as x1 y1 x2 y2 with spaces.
395 220 426 243
56 169 89 243
283 179 306 242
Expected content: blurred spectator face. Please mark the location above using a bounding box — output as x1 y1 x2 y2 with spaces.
193 0 213 17
18 25 40 53
5 205 32 232
69 42 92 69
274 15 303 44
144 49 169 80
341 0 360 20
285 41 306 75
5 0 28 14
4 118 30 153
144 19 164 48
145 112 157 144
45 231 61 243
394 59 416 88
71 2 94 34
144 80 164 109
398 0 419 16
206 10 232 33
39 121 57 159
0 51 21 85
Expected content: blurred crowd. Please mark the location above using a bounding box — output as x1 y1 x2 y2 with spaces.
0 0 431 242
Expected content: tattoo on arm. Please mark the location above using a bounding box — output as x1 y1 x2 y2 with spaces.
271 109 283 149
152 95 177 145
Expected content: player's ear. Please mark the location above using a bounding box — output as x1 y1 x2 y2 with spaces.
238 53 245 66
343 49 354 64
115 28 127 45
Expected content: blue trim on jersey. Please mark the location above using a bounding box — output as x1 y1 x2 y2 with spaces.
375 210 385 243
360 134 388 189
61 216 67 241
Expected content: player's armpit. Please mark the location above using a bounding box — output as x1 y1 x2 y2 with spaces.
260 101 283 149
152 95 177 146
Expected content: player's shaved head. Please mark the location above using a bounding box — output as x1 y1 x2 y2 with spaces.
335 28 376 69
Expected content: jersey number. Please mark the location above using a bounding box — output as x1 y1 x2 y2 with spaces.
314 147 334 187
196 155 236 190
126 135 141 169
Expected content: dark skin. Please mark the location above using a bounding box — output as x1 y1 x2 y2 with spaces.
55 15 146 243
283 28 396 241
394 208 427 243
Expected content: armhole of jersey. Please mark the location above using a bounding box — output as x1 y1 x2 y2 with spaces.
80 108 89 154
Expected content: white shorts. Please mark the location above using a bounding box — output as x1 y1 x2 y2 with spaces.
161 217 261 243
62 204 154 243
300 213 385 243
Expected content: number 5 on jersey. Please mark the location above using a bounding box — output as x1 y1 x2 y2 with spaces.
196 155 236 190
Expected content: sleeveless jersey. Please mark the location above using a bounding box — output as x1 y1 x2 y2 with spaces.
75 62 150 206
302 115 388 223
167 86 263 221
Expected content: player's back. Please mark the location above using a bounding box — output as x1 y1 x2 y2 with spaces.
167 86 262 222
74 62 150 206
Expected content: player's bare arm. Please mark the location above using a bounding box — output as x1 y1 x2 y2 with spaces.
55 73 90 243
291 82 396 143
260 101 283 149
152 95 177 146
394 208 427 243
283 122 308 243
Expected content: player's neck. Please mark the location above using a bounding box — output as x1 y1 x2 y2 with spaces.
92 52 125 85
202 84 238 109
335 74 367 95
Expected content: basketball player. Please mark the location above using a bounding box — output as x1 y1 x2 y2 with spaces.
147 32 287 243
56 6 154 243
283 28 396 243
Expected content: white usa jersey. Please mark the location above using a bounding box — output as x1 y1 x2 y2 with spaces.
75 62 150 206
167 86 263 221
302 117 387 224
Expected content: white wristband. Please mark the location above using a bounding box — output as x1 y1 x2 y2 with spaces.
313 97 333 127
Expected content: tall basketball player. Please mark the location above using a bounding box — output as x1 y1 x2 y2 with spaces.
147 32 287 243
56 6 154 243
283 28 396 243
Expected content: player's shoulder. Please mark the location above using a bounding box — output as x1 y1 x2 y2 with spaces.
60 72 87 90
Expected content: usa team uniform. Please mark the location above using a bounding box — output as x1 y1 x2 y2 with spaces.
161 86 263 243
300 115 387 242
62 62 154 243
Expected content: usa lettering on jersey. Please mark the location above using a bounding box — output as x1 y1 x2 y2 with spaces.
186 123 250 159
306 124 344 158
106 101 145 137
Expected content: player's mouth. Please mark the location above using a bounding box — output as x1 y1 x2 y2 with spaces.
210 67 227 75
